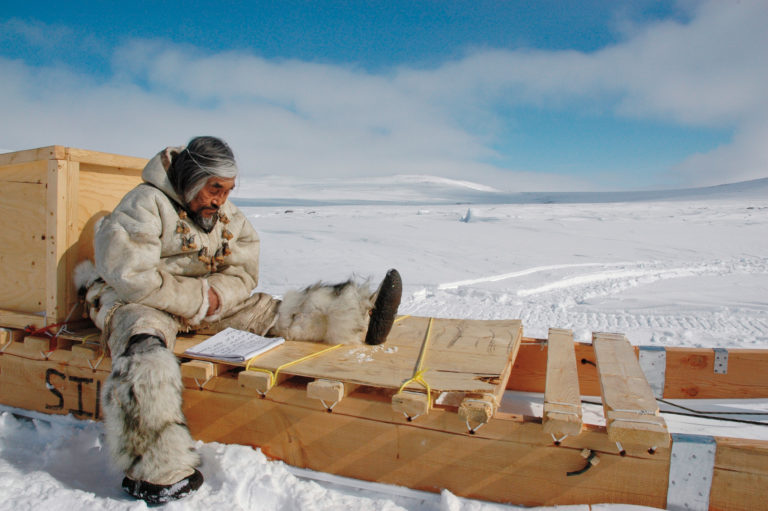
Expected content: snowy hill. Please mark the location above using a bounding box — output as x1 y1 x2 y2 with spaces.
232 174 768 206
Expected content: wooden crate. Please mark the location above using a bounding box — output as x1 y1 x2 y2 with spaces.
0 146 146 329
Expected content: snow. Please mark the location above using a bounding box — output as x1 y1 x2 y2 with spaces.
2 175 768 509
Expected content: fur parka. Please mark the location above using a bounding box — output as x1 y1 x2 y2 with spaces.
94 150 260 325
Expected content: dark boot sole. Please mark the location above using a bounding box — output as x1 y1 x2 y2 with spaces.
122 468 203 504
365 269 402 345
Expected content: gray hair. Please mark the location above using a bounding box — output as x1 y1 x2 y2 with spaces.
168 136 238 203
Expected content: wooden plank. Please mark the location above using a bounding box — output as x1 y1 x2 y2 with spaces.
0 309 46 330
62 160 80 321
593 333 670 451
46 159 67 322
43 159 81 323
67 148 147 169
181 373 671 508
664 347 768 399
543 328 583 438
0 146 65 166
0 351 105 419
0 160 48 183
510 341 768 400
710 437 768 511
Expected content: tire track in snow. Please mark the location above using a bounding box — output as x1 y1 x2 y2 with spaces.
517 264 713 297
437 262 636 290
405 257 768 346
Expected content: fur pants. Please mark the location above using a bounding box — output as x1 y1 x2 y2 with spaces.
92 282 374 484
101 303 198 485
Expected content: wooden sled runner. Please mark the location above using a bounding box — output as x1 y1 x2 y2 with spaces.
2 146 768 510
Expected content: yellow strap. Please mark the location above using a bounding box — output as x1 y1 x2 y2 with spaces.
393 314 411 324
396 317 434 409
244 343 344 389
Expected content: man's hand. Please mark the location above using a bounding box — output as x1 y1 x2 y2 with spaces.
207 287 220 316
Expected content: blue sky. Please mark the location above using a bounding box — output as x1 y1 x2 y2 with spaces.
1 1 766 191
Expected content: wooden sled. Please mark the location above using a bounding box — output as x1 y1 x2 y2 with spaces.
2 146 768 510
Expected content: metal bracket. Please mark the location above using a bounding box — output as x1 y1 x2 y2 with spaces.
638 346 666 398
713 348 729 375
667 434 716 511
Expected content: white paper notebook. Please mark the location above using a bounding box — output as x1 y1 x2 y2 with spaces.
184 327 285 362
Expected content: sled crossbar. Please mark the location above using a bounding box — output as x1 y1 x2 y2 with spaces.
543 328 583 439
593 332 670 450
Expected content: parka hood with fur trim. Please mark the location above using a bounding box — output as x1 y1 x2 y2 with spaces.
92 147 261 325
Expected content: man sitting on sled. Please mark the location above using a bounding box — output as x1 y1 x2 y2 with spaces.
75 136 402 504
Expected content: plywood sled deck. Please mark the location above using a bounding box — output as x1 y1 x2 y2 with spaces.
2 146 768 510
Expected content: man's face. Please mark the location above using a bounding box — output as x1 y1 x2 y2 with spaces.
188 176 236 231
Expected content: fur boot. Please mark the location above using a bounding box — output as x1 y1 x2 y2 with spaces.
101 335 199 486
275 280 375 345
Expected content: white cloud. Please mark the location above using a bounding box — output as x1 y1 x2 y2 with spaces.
1 0 767 189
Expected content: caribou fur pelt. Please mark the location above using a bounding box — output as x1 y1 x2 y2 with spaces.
275 280 374 345
102 338 199 485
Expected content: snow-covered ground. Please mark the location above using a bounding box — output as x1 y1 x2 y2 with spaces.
2 177 767 509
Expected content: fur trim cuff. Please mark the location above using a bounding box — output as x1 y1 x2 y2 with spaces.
74 260 101 293
188 280 210 326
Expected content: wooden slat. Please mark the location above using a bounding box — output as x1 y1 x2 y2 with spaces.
177 317 522 396
46 159 66 322
0 146 147 168
63 161 81 320
44 159 81 322
67 148 147 169
593 332 670 451
0 146 65 166
543 328 583 438
0 309 45 330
